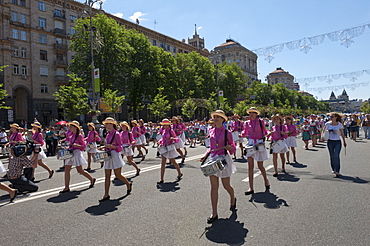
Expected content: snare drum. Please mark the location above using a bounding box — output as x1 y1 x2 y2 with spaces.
204 138 210 148
86 142 97 151
93 151 112 162
256 143 266 152
166 144 176 152
158 145 168 155
271 140 286 153
232 131 240 142
57 149 73 160
200 155 227 177
244 145 257 155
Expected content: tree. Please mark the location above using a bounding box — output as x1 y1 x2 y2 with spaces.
0 65 10 109
233 101 248 116
101 89 125 119
360 101 370 114
53 76 90 120
147 87 171 120
204 93 218 113
182 98 197 120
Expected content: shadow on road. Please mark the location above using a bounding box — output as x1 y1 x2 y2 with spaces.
314 175 369 184
288 161 308 168
85 194 129 216
46 188 90 203
277 172 300 182
156 181 180 192
204 211 249 245
249 190 289 209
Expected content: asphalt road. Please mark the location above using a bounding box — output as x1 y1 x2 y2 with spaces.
1 137 369 246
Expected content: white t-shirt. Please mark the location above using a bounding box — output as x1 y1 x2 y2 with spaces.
325 122 343 141
0 132 7 143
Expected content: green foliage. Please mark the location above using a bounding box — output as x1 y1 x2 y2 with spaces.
219 98 232 113
204 93 218 112
147 88 171 119
233 101 248 116
53 76 90 120
181 98 197 120
101 89 125 118
0 65 10 109
360 101 370 114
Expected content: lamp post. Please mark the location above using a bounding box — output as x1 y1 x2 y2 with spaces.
211 50 221 109
83 0 103 123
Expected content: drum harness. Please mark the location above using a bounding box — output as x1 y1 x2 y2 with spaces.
201 128 228 166
270 125 283 154
244 119 266 155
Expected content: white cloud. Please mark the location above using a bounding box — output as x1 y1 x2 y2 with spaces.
129 12 149 22
92 0 107 9
112 13 124 18
197 26 203 31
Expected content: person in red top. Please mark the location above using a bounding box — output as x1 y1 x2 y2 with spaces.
231 114 244 159
119 121 140 176
138 119 149 153
60 121 96 193
131 120 145 161
157 119 183 184
284 116 298 163
6 123 24 162
30 121 54 181
99 117 132 202
84 122 101 171
171 117 185 164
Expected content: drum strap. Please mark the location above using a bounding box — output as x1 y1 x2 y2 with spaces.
224 129 227 155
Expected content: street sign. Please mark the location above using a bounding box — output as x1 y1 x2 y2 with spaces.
94 68 100 93
218 91 223 97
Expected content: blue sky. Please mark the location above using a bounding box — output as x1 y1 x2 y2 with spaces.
87 0 370 101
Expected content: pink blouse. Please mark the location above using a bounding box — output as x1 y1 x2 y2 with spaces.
158 127 178 146
285 124 298 137
231 120 243 132
65 130 73 142
85 130 101 143
139 125 147 134
105 130 122 152
9 131 24 146
132 126 141 138
120 131 135 146
205 127 236 157
32 132 44 146
172 123 183 136
241 118 268 140
271 125 288 141
69 133 86 151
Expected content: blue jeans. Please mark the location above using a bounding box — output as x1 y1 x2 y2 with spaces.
327 140 342 173
363 126 370 139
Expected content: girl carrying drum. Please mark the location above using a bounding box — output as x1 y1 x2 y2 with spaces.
84 122 101 171
119 121 141 176
200 110 236 224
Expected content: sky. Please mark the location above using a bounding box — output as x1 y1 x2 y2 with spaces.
82 0 370 101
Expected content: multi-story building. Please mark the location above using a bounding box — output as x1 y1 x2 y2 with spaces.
210 39 258 84
0 0 209 126
266 67 295 90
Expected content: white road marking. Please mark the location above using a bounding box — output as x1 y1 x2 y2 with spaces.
242 165 274 182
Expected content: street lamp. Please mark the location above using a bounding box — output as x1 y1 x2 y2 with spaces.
210 50 221 109
83 0 103 123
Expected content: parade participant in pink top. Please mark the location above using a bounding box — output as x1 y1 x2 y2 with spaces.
241 107 270 195
119 121 140 176
60 121 95 194
200 110 236 224
30 122 54 181
268 115 289 177
84 123 101 171
177 116 188 155
6 123 24 162
131 120 145 161
231 114 244 159
157 119 183 185
99 118 132 202
284 116 298 163
138 119 149 153
171 117 185 164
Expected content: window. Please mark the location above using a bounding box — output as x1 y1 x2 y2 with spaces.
41 84 48 93
19 14 26 24
20 0 26 7
39 17 46 28
40 50 47 60
56 68 65 76
166 44 170 51
12 29 18 39
70 26 76 34
70 15 76 21
20 31 26 41
56 38 62 44
228 60 232 63
13 64 19 75
13 47 19 57
38 1 46 11
152 40 157 46
40 66 48 76
21 48 26 58
39 34 47 43
21 65 27 75
12 0 18 4
54 9 63 18
56 53 63 61
159 42 164 48
173 47 177 53
54 20 63 29
11 12 18 22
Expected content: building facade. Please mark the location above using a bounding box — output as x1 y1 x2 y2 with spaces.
210 39 258 84
323 89 363 113
0 0 209 127
266 67 295 90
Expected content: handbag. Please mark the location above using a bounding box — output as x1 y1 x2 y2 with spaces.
323 129 330 141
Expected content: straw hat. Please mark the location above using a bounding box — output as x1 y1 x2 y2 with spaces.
31 121 42 129
210 110 228 122
233 114 240 119
102 117 118 126
160 119 171 126
285 116 293 121
272 114 283 122
131 120 138 125
138 119 144 124
170 116 178 122
10 123 21 129
247 107 260 115
67 121 81 131
87 122 95 129
119 121 131 130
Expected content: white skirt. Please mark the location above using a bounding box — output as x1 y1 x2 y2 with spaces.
121 146 134 157
86 142 98 153
244 139 269 162
285 136 297 148
271 141 289 154
180 133 186 143
139 134 146 144
162 149 178 159
212 154 236 178
174 138 184 149
232 131 244 144
134 137 142 146
29 148 47 160
104 150 125 170
65 149 87 166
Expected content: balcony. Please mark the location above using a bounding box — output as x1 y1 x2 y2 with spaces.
53 12 66 20
54 43 68 51
55 75 69 86
53 28 67 36
55 60 68 67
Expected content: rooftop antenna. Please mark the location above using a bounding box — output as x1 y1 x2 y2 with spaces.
154 20 157 31
195 24 197 35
